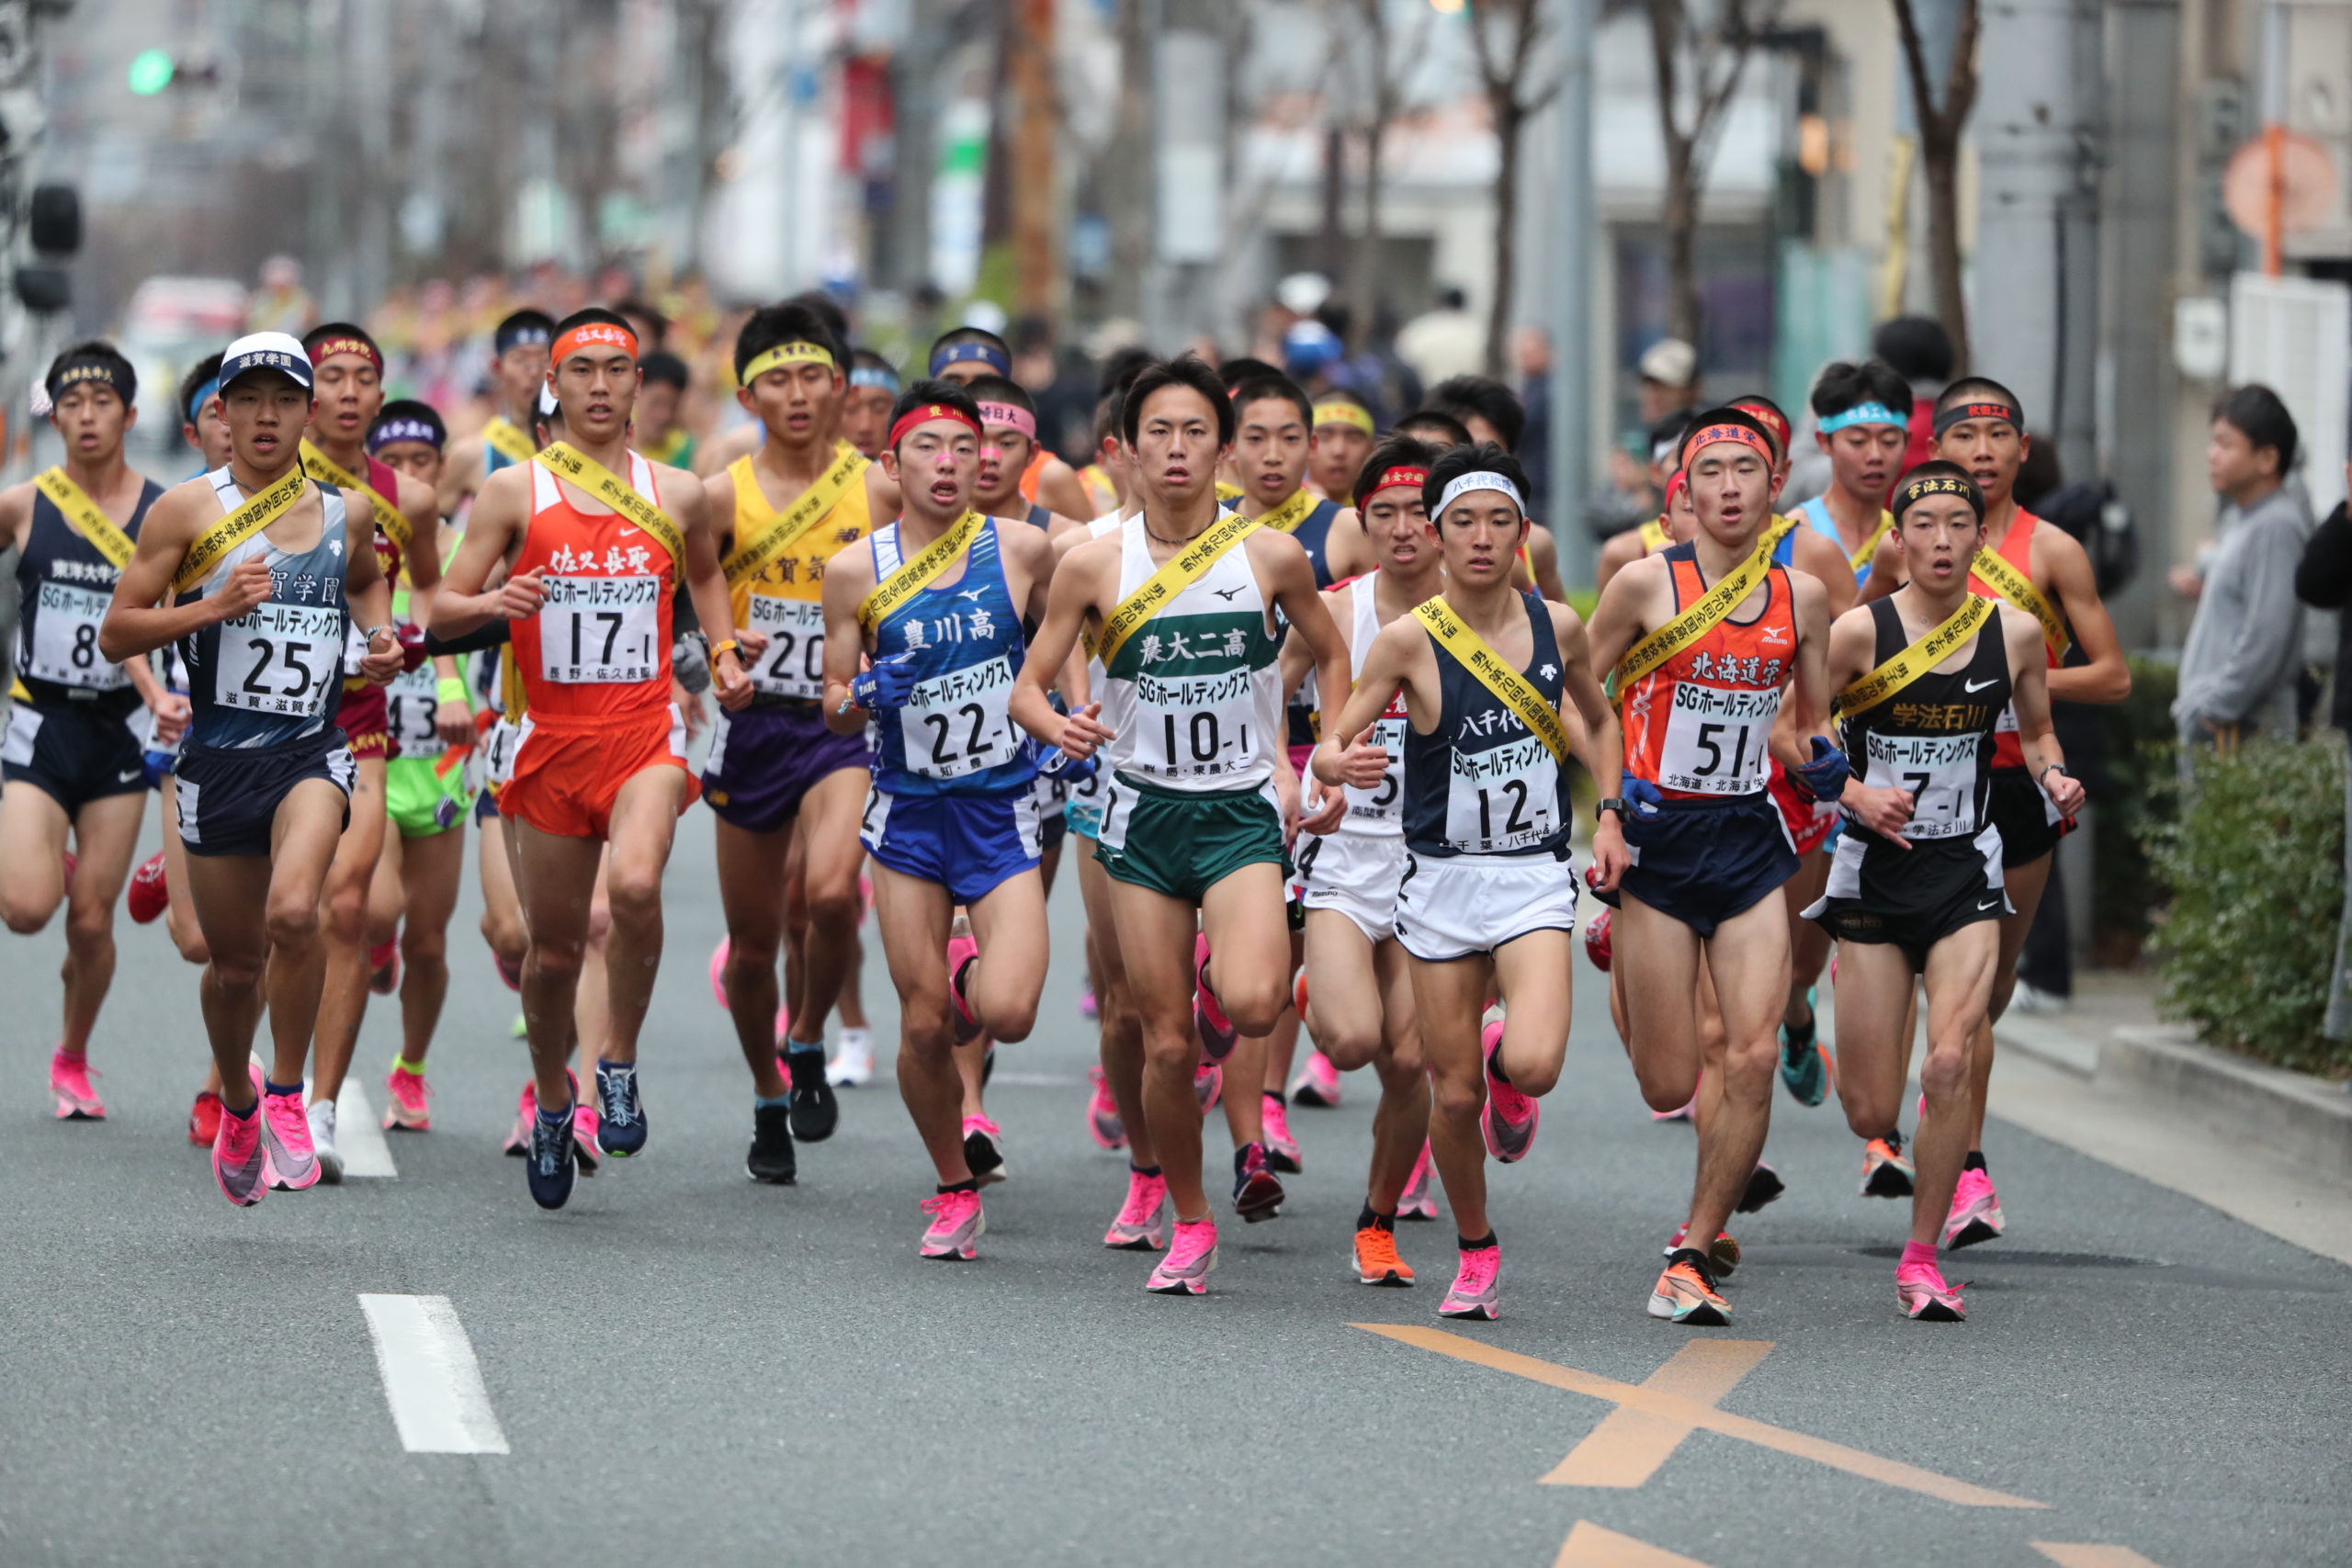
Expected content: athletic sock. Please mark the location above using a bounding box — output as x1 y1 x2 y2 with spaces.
784 1037 824 1059
1458 1231 1498 1252
223 1097 257 1120
937 1178 978 1195
1962 1150 1987 1173
1264 1089 1286 1106
1130 1163 1162 1179
392 1056 425 1076
264 1078 303 1100
754 1092 791 1110
1357 1205 1395 1233
1900 1239 1939 1271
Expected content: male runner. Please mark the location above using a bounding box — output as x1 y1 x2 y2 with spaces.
298 322 444 1180
1010 355 1354 1295
1798 360 1909 580
1281 435 1447 1283
701 302 891 1180
819 379 1057 1258
1306 391 1377 504
842 351 901 458
1425 375 1566 602
929 327 1094 517
438 309 556 513
1894 379 2128 1245
0 343 172 1119
1315 444 1626 1318
1806 463 2083 1317
1586 408 1845 1324
636 352 696 469
99 332 401 1203
433 308 752 1210
365 400 480 1130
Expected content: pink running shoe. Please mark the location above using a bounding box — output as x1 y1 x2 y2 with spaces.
1439 1245 1501 1320
1078 986 1098 1021
382 1063 431 1132
946 933 983 1045
212 1067 267 1207
50 1048 105 1120
1146 1216 1218 1294
919 1188 985 1260
495 951 524 993
259 1078 320 1191
1479 1020 1538 1163
1193 1059 1223 1114
962 1113 1009 1185
571 1098 603 1177
708 938 731 1010
188 1089 222 1147
1192 933 1236 1061
1397 1139 1441 1221
1941 1168 2007 1250
1897 1259 1966 1321
1103 1168 1169 1250
1289 1048 1342 1109
1261 1094 1303 1173
126 851 169 925
503 1080 536 1156
1086 1066 1126 1150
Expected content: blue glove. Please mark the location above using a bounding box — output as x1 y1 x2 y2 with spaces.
1617 776 1668 847
1793 737 1852 802
1035 746 1097 784
850 655 920 712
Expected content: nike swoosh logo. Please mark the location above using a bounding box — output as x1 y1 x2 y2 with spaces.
1977 897 2001 910
118 769 142 784
1963 678 1997 693
618 527 640 537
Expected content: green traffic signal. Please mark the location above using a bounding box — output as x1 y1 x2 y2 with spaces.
127 49 175 96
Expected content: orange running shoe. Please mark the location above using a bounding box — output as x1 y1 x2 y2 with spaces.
1352 1223 1415 1287
1647 1252 1732 1325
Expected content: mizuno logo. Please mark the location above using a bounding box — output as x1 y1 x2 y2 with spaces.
1761 626 1790 645
1963 678 1997 693
1212 586 1244 601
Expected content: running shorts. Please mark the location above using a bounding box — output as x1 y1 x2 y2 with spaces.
1618 791 1798 939
859 781 1042 905
1986 766 2069 868
335 678 390 761
386 750 473 838
174 728 356 858
701 701 869 835
3 697 149 816
1094 772 1288 904
1804 824 2010 973
469 715 520 824
1394 846 1578 962
1295 830 1407 946
501 705 696 840
1028 767 1068 854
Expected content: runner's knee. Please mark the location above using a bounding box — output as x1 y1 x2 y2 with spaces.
63 899 113 949
1430 1067 1485 1124
2 891 54 936
265 897 320 952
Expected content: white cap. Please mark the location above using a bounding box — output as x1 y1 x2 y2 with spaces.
219 331 313 392
1638 337 1698 389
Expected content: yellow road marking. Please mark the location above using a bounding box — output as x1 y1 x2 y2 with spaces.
2030 1547 2170 1568
1553 1519 1713 1567
1541 1339 1772 1486
1351 1324 2045 1509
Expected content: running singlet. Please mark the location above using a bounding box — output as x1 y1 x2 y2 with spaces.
1838 597 2008 844
509 452 673 720
725 453 873 702
179 469 353 750
1096 513 1284 793
14 477 163 698
1967 508 2056 769
1402 591 1568 858
1799 495 1888 584
386 536 463 758
865 515 1038 796
1329 570 1406 836
1621 543 1796 800
1276 492 1344 746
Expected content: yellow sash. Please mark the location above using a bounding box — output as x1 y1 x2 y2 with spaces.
33 468 135 569
1093 509 1262 671
722 444 866 587
1215 479 1244 503
1969 543 2067 656
1835 593 1996 716
1611 515 1797 695
300 440 413 554
481 415 536 467
1413 595 1570 766
858 509 984 628
1637 518 1669 555
172 466 311 592
1850 511 1895 572
1252 486 1318 537
533 444 684 570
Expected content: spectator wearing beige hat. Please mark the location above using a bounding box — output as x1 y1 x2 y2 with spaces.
1637 337 1702 424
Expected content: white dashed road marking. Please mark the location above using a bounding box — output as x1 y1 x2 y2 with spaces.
357 1294 509 1454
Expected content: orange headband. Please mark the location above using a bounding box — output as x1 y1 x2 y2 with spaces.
551 321 639 366
1680 422 1772 468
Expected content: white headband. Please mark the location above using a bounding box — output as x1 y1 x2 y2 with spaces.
1434 471 1526 520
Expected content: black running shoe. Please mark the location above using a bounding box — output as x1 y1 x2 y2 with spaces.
1736 1160 1786 1214
747 1101 797 1184
1232 1141 1285 1224
784 1045 838 1143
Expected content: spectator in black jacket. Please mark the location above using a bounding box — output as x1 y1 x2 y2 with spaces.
2295 473 2352 1040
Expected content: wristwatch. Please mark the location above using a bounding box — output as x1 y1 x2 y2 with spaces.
1596 796 1629 822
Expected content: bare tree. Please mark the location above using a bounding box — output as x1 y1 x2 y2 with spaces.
1891 0 1979 371
1465 0 1560 375
1335 0 1438 346
1645 0 1781 348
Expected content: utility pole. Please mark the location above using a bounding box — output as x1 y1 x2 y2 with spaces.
1008 0 1058 320
1547 0 1596 589
1148 0 1221 348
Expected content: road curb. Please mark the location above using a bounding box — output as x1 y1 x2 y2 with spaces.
2097 1025 2352 1184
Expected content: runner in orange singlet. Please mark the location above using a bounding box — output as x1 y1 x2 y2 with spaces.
433 307 752 1211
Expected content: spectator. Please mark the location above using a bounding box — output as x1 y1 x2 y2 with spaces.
246 254 316 334
634 352 695 469
1395 284 1485 386
2296 462 2352 1040
1635 337 1700 424
2175 385 2312 752
1871 314 1955 477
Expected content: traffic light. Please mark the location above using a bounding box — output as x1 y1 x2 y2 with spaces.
126 48 173 95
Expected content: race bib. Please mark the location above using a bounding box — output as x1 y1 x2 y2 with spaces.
1995 702 2019 735
25 582 125 690
387 662 443 752
1129 667 1263 782
899 655 1020 780
1655 683 1781 795
1862 730 1982 840
1443 735 1561 853
746 596 828 699
539 575 661 684
1343 707 1408 827
216 602 346 718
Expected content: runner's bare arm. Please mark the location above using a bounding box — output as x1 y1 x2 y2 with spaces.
1001 520 1058 631
429 467 534 639
661 462 750 709
818 535 880 737
1583 551 1668 674
1259 530 1352 746
2038 525 2131 705
864 459 902 524
1009 534 1115 756
436 437 485 514
1311 613 1417 793
2005 602 2085 817
698 466 739 556
1521 525 1568 603
1550 602 1629 886
695 423 760 479
1592 527 1647 596
343 488 402 684
1776 569 1837 766
1790 527 1860 617
0 480 32 552
97 483 256 661
1279 580 1348 702
1322 510 1374 580
1038 457 1092 521
394 469 444 619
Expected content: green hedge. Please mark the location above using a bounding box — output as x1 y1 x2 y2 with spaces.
2147 735 2349 1077
2090 654 2180 964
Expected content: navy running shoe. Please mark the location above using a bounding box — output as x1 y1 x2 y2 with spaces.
596 1059 648 1156
526 1102 577 1211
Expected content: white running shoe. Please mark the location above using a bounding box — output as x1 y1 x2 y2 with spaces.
307 1097 345 1186
827 1028 876 1087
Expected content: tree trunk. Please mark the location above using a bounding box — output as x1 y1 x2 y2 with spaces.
1487 99 1521 377
1103 0 1151 319
1920 131 1972 373
1346 119 1385 344
1318 120 1349 282
1661 137 1702 345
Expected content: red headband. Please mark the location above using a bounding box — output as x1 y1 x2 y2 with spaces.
1366 464 1429 500
308 334 383 376
1732 401 1789 455
1681 422 1772 467
1664 468 1688 509
551 321 639 366
888 402 984 451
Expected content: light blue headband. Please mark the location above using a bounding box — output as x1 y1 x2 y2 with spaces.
1817 401 1904 435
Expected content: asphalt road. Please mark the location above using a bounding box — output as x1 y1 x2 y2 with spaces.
1 802 2346 1568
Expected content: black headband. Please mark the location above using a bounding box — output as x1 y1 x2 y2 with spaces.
1894 470 1984 524
1932 399 2022 440
47 354 125 402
